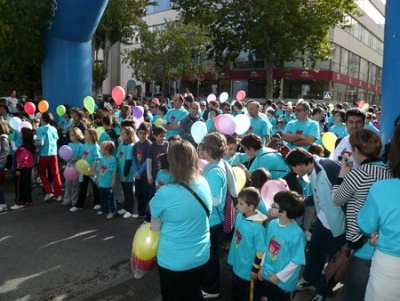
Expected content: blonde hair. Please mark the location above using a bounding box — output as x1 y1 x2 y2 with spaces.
168 140 200 185
349 128 381 158
70 127 84 142
121 126 136 144
101 140 115 155
203 132 227 160
0 119 9 135
85 128 98 144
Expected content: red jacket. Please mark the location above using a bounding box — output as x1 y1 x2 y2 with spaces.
16 146 35 170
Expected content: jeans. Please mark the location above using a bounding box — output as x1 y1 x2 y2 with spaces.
201 223 223 294
341 256 371 301
260 280 294 301
99 187 115 213
303 218 346 297
134 176 148 216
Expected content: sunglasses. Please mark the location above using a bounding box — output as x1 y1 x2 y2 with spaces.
296 108 304 112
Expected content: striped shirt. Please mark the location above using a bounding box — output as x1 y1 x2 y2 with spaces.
332 162 392 242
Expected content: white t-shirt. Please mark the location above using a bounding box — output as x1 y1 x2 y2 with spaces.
329 135 359 169
6 97 18 113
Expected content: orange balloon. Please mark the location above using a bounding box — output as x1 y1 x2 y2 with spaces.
38 100 49 113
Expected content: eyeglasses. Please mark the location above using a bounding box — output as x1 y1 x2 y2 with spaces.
271 203 280 210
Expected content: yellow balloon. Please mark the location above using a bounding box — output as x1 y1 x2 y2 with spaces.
132 223 160 261
232 166 246 192
76 159 90 176
96 126 105 139
154 118 163 127
322 132 338 153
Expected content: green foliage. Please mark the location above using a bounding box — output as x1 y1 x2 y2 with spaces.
122 19 212 94
173 0 362 98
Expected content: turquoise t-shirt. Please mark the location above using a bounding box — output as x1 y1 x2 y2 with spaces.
150 177 213 271
275 109 284 119
97 156 117 188
284 119 320 150
165 107 188 139
155 170 173 188
58 116 67 128
116 142 134 182
223 152 248 167
68 142 83 167
227 213 267 280
37 124 59 156
358 178 400 258
206 118 217 133
203 161 228 227
257 197 270 216
330 124 347 139
365 122 379 133
269 116 277 130
247 116 270 144
81 143 101 168
249 148 290 179
263 219 306 292
151 113 161 125
11 130 22 148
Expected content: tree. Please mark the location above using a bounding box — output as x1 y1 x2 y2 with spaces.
93 0 154 92
122 18 212 99
0 0 51 97
172 0 361 99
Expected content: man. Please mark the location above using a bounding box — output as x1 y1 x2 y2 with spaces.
179 102 202 147
202 100 218 121
149 98 161 125
221 102 232 114
199 101 207 118
310 107 325 145
329 108 365 169
246 100 270 145
286 148 345 301
0 105 11 123
282 101 320 150
6 91 18 113
275 100 285 119
163 94 188 140
278 105 296 130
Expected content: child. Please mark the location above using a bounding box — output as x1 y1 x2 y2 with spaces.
227 187 267 301
97 141 118 219
155 153 172 189
132 122 152 218
197 142 207 160
258 191 306 301
224 135 247 166
167 134 181 146
147 126 168 200
99 115 119 148
61 128 84 207
116 126 136 218
249 168 272 216
0 120 9 212
12 128 35 209
70 129 101 212
206 109 219 133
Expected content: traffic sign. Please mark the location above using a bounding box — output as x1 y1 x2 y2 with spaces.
323 91 332 100
127 80 136 89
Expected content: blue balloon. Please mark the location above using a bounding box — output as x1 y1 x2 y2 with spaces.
191 121 208 144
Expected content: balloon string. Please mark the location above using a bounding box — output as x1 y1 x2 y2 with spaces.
250 279 254 301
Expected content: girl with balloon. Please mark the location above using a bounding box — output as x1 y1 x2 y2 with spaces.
61 128 84 207
12 128 36 210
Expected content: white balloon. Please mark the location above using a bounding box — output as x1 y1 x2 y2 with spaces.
191 121 208 144
234 114 251 135
219 92 229 102
207 94 216 103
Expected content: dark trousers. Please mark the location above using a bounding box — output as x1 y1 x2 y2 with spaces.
99 187 115 213
134 176 148 216
0 168 5 205
121 182 134 213
158 264 206 301
75 175 99 208
260 280 294 301
15 168 33 205
303 218 346 297
202 223 223 294
341 256 371 301
232 273 259 301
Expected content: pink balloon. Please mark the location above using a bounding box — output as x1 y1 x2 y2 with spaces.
236 90 246 102
133 116 144 129
63 167 79 181
198 159 209 170
133 106 144 118
358 100 365 108
216 114 236 135
24 102 36 115
207 94 216 103
112 86 125 106
261 180 288 206
213 115 223 133
18 121 32 131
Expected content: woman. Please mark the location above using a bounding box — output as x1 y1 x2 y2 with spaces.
150 140 212 301
156 104 168 120
37 112 63 202
332 128 392 301
232 101 244 117
200 132 228 298
357 124 400 301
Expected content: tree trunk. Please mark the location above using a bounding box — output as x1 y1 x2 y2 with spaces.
264 37 274 100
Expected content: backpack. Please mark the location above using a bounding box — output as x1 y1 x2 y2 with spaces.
325 242 353 284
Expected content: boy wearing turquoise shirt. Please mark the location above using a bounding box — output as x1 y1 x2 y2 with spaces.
258 191 306 301
228 187 267 301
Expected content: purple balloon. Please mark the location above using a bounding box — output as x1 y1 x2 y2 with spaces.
59 145 73 161
133 106 144 118
63 167 79 181
216 114 236 135
18 121 32 132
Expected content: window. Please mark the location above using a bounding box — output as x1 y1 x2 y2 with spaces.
147 0 171 14
340 48 349 75
331 45 341 72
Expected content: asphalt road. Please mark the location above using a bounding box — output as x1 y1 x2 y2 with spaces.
0 180 341 301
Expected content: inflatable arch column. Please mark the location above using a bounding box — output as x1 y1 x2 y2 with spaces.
42 0 109 113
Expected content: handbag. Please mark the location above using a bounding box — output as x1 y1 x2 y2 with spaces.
180 182 210 218
325 242 353 284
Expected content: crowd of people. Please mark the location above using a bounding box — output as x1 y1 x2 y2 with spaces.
0 89 399 301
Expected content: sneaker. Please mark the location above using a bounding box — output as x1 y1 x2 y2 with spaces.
0 204 7 212
131 214 139 218
70 206 83 212
106 212 115 219
304 230 312 242
93 204 101 210
97 211 105 216
11 204 24 210
117 209 126 215
202 291 219 299
55 196 62 202
312 294 326 301
23 202 33 208
296 278 314 291
123 212 132 219
44 193 54 201
61 202 71 207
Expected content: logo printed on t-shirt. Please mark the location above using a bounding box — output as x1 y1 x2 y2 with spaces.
235 228 242 248
83 151 88 159
100 165 107 176
268 236 281 262
119 151 124 160
295 130 303 135
136 149 143 162
171 116 176 122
